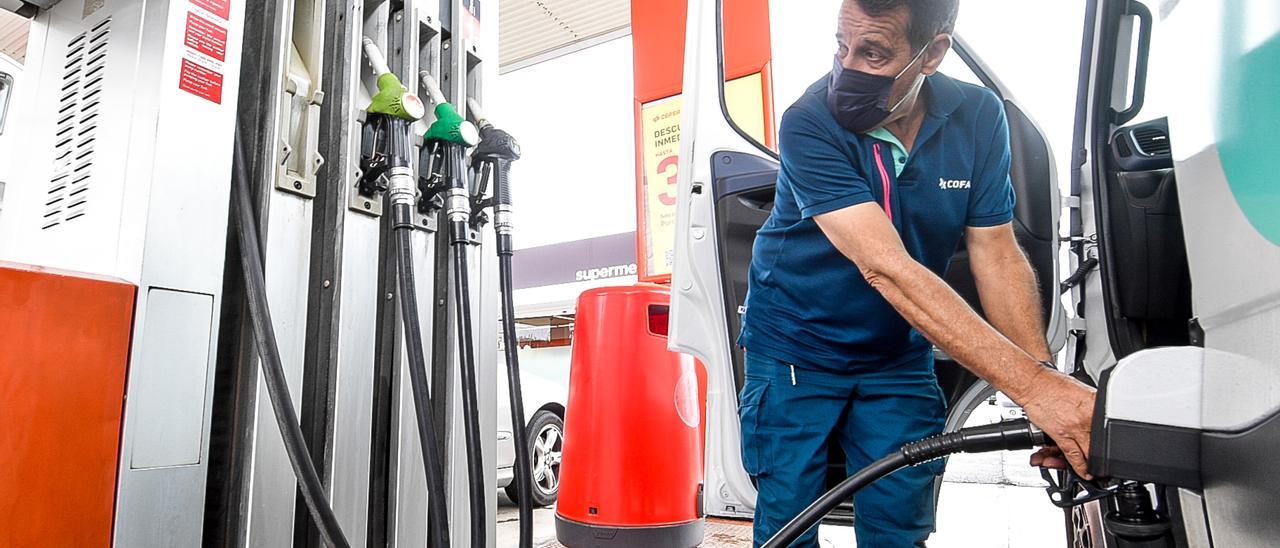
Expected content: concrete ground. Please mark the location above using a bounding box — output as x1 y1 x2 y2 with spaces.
498 404 1066 547
498 481 1064 547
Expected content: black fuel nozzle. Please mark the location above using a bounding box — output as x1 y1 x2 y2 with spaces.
1042 466 1119 508
465 98 520 244
901 418 1048 465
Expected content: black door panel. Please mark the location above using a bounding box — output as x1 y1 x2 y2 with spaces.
1097 119 1192 354
711 151 778 391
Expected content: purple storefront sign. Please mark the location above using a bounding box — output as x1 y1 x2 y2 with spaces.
512 232 638 290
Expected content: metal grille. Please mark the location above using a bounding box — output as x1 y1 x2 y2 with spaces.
43 17 109 230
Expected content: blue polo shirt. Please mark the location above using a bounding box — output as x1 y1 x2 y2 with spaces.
738 72 1015 373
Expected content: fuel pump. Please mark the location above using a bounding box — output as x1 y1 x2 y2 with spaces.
358 37 451 548
467 98 535 548
419 72 488 548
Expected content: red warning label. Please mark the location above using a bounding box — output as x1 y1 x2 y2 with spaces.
184 13 227 61
179 58 224 104
190 0 230 20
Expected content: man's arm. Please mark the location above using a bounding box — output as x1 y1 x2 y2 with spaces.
966 223 1052 362
814 203 1096 477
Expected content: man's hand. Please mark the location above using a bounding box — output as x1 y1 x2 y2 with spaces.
1020 369 1097 479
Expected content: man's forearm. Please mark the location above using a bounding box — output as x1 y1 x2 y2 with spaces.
974 253 1051 362
863 254 1049 403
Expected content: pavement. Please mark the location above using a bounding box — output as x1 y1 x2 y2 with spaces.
497 404 1066 547
497 468 1064 547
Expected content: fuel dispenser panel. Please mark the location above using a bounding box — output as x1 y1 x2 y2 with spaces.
0 262 136 547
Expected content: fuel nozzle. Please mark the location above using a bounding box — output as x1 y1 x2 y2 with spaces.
465 98 520 240
362 38 425 121
359 38 419 208
420 72 479 146
468 98 521 164
901 418 1048 465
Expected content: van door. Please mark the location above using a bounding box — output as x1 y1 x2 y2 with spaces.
669 0 1067 519
1070 1 1280 546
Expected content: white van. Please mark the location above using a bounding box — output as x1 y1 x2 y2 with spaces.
672 1 1280 546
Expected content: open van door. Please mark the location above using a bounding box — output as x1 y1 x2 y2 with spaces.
669 0 1068 520
1066 0 1280 545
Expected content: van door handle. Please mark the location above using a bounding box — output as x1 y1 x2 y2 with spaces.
1113 0 1153 125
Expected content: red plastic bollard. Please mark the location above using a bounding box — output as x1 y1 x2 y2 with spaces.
555 284 705 547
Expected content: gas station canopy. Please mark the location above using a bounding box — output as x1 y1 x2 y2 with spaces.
498 0 629 72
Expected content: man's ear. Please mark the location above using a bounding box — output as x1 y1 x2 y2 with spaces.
920 34 952 75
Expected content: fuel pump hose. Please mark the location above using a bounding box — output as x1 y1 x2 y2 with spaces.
470 99 534 548
762 418 1049 548
363 37 451 548
443 144 489 548
422 72 487 548
231 136 352 548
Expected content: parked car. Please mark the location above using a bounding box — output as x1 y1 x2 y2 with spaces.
497 346 569 507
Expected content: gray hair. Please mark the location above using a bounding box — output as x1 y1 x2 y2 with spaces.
852 0 960 49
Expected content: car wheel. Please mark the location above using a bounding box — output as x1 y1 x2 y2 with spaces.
504 410 563 508
1064 493 1108 548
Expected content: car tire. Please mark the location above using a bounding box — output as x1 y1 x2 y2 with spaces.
1064 490 1108 548
504 409 563 508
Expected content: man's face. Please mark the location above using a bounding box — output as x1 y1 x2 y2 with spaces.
836 1 946 114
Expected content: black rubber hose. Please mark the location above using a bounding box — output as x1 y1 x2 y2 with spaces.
489 156 534 548
391 201 452 548
497 252 533 548
445 144 488 548
231 137 352 548
763 418 1048 548
762 453 908 548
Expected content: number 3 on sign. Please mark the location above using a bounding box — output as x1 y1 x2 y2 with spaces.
658 155 678 206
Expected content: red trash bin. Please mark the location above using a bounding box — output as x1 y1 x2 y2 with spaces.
556 284 705 547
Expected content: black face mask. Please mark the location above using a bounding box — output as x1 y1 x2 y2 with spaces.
825 47 927 133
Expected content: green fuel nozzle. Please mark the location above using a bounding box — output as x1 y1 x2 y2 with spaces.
420 71 479 146
362 38 426 121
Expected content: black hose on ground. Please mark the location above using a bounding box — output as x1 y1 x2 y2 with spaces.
762 418 1049 548
442 143 489 548
231 135 352 548
473 118 533 548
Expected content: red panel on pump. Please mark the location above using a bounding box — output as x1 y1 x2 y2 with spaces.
556 285 705 546
0 262 136 547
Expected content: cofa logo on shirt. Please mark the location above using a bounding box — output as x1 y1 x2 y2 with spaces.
938 178 971 190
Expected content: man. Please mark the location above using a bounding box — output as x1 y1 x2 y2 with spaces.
737 0 1096 545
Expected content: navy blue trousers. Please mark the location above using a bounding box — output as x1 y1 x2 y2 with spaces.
739 351 947 547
